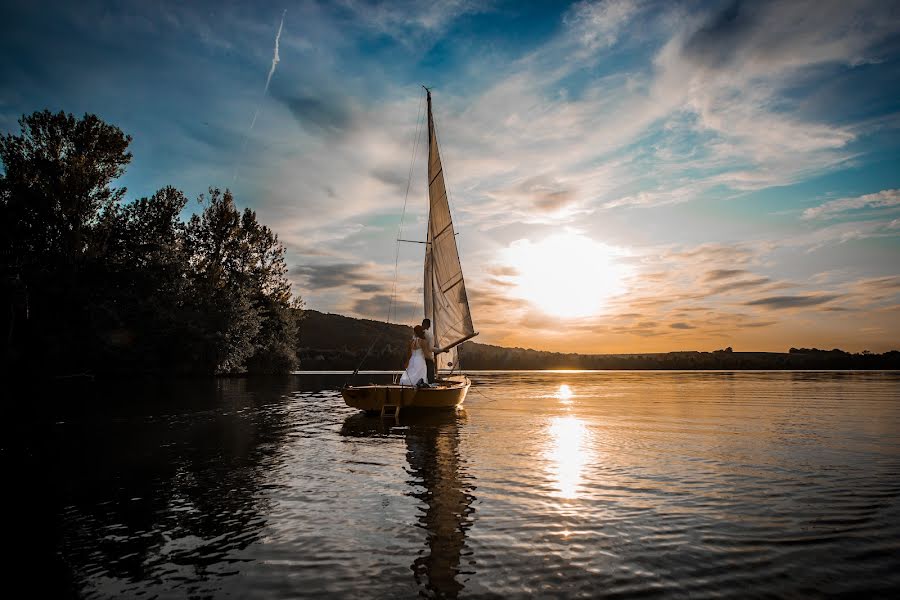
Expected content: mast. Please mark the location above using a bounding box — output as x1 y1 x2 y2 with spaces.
422 87 478 371
424 88 436 341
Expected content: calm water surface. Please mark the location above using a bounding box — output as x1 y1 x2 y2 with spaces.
9 371 900 598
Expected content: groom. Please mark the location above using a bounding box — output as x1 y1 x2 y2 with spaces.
421 318 443 383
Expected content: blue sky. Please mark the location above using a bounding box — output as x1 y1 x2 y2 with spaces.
2 0 899 352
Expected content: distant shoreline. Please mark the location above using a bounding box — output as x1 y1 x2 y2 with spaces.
292 369 900 375
298 310 900 372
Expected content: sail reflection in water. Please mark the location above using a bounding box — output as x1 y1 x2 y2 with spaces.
340 411 475 598
546 415 592 499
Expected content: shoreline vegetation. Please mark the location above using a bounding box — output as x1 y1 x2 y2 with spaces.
2 111 897 379
2 111 301 377
299 311 900 372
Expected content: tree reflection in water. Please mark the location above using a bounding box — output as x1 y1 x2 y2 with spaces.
340 409 475 599
12 377 296 598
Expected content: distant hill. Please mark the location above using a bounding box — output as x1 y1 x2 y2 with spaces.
298 310 414 370
298 310 900 371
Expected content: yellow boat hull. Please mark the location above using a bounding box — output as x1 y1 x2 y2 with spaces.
341 376 470 413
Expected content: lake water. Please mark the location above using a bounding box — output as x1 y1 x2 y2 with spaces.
10 371 900 598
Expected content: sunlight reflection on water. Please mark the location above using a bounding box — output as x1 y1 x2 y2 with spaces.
546 415 591 499
15 371 900 599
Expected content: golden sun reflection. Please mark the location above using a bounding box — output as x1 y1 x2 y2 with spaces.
556 384 573 403
503 232 628 318
545 415 591 499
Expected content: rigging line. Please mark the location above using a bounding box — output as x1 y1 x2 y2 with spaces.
347 92 426 383
470 384 499 404
387 92 426 326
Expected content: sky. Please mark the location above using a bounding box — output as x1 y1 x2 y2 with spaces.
2 0 899 353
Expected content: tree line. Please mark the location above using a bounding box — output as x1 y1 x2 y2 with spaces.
457 344 900 370
1 110 302 376
300 311 900 371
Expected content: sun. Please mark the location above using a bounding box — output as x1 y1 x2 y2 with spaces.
503 232 627 318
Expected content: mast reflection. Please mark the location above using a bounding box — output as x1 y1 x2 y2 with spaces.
341 410 475 598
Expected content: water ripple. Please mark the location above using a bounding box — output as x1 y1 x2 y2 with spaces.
7 372 900 597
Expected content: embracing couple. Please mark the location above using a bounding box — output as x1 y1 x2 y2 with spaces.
399 318 445 387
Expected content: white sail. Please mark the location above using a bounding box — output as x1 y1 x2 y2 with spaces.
423 89 477 371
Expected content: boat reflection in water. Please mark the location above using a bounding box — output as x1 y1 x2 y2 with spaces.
340 409 475 598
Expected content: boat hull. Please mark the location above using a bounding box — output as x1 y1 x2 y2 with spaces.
341 376 470 413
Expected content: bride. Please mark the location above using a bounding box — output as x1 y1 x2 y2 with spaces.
399 325 429 386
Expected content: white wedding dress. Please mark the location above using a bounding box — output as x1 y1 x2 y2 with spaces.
399 339 428 386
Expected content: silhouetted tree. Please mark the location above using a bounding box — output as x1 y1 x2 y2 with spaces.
1 110 131 372
1 110 301 376
93 186 191 371
183 188 300 374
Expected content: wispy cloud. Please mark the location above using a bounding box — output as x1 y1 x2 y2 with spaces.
5 1 897 352
224 0 900 352
294 263 376 291
795 218 900 251
704 269 750 281
351 293 418 319
745 294 841 310
803 189 900 219
709 277 772 295
564 0 642 52
240 0 900 274
336 0 489 40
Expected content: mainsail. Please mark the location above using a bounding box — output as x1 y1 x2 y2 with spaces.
423 89 477 371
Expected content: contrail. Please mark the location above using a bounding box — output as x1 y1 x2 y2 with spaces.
265 9 286 94
234 9 286 182
249 9 286 131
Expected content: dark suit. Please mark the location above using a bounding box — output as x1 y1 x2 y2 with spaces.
424 329 438 383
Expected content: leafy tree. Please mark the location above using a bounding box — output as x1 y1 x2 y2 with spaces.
0 110 131 263
183 189 300 374
92 186 190 372
1 111 302 376
1 111 131 372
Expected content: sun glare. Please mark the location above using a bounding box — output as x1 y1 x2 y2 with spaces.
504 233 628 318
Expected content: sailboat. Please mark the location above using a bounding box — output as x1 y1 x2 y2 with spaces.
341 88 478 415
